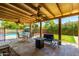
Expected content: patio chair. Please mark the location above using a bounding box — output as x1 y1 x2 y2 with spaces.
17 32 29 42
43 34 59 48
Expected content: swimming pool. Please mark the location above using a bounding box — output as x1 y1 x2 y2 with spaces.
0 32 30 36
0 33 17 36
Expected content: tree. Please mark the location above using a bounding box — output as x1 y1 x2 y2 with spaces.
1 20 25 29
48 20 55 33
44 20 56 34
44 21 49 29
32 23 39 33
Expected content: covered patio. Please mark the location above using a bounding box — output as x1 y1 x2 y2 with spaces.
0 3 79 56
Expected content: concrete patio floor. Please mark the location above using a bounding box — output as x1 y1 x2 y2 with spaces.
0 38 79 56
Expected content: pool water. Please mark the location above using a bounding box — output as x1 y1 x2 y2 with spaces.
0 33 17 36
0 32 30 36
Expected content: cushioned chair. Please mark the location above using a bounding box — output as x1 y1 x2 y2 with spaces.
43 34 59 48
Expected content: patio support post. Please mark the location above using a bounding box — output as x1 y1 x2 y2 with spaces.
30 23 32 38
16 21 19 38
58 18 61 45
16 28 19 38
40 21 42 38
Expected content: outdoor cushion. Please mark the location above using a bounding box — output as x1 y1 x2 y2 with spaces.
44 34 54 42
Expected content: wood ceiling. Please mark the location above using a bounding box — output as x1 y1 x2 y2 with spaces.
0 3 79 24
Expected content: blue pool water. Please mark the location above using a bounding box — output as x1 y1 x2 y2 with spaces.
0 33 17 36
0 32 30 36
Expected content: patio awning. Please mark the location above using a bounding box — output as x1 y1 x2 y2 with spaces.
0 3 79 23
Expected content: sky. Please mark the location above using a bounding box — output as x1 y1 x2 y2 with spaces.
54 15 78 24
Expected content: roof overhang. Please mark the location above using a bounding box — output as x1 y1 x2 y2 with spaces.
0 3 79 24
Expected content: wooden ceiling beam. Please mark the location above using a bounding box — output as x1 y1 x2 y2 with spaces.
0 15 31 23
21 18 35 22
0 3 33 19
8 3 35 20
16 3 37 14
0 10 35 23
41 4 55 17
0 9 34 20
0 10 21 18
0 12 18 19
0 3 79 24
25 3 37 11
0 6 33 20
7 3 32 16
20 18 33 23
0 13 16 20
0 6 24 18
56 3 62 16
25 3 50 19
0 15 16 21
41 12 79 22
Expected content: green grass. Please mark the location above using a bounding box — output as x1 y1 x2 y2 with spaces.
54 34 76 43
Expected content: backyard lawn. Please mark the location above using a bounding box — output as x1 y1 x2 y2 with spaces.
54 34 76 43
